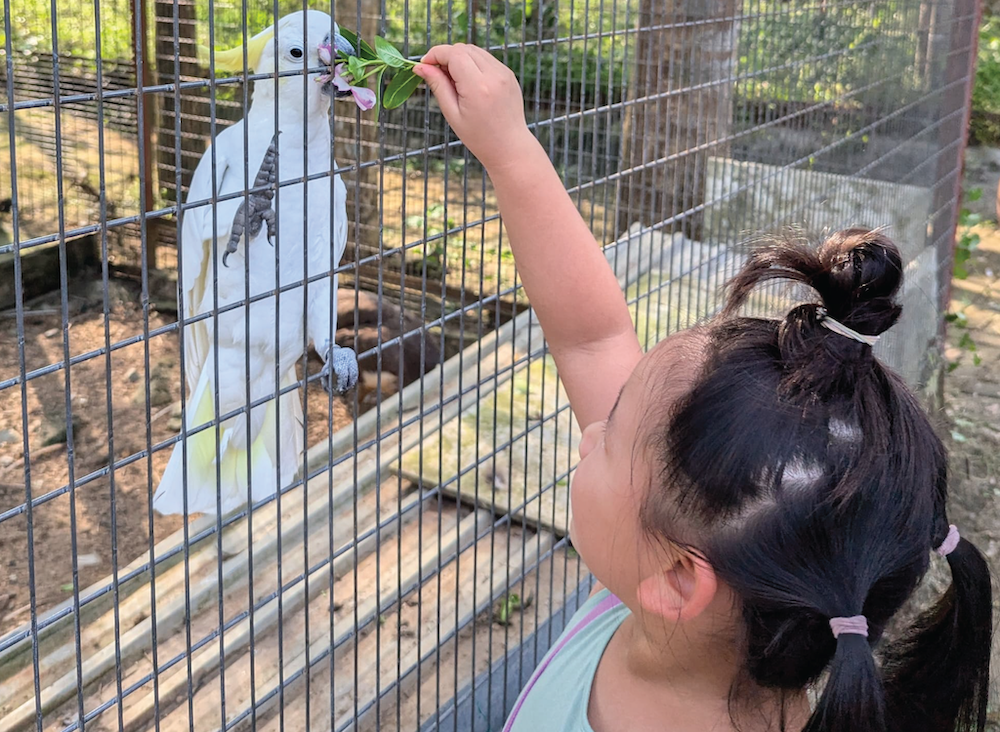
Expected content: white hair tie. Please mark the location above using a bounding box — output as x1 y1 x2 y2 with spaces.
817 307 880 347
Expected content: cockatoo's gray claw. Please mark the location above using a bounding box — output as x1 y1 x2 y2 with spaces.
264 208 276 247
222 234 241 267
224 133 280 265
321 345 359 395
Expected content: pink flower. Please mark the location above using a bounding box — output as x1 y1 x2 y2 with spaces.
319 63 376 111
318 43 333 66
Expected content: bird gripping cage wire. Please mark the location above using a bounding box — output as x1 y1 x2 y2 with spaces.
0 0 983 730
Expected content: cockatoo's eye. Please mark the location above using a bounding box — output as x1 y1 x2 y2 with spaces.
289 45 304 60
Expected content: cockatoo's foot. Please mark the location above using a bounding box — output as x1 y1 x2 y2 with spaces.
321 345 359 395
222 133 280 268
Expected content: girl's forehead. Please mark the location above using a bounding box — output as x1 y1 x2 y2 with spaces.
640 329 709 387
617 329 708 423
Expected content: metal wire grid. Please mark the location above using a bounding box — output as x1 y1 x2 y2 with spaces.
0 0 978 730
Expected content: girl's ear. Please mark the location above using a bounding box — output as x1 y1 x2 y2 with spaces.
636 550 718 622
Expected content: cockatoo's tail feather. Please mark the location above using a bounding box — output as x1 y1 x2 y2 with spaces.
153 356 302 516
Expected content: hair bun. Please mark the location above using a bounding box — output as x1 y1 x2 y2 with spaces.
723 228 903 339
812 229 903 338
721 229 905 399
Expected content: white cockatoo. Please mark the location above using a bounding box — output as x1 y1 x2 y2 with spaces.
154 10 362 516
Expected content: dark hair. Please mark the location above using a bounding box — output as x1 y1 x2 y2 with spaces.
645 229 993 732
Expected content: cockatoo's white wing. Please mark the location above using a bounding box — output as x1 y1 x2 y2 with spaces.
177 123 244 393
180 120 270 392
332 173 348 266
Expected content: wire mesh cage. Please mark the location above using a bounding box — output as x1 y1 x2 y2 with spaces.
0 0 980 730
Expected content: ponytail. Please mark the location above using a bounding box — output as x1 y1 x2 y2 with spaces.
798 534 993 732
882 537 994 732
804 634 885 732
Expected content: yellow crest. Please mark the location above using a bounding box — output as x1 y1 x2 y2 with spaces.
202 26 276 73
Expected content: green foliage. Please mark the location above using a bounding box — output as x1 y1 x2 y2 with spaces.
970 15 1000 144
738 1 923 107
383 67 421 109
1 0 136 60
339 26 377 61
0 0 329 63
332 32 418 113
947 196 983 368
973 16 1000 113
954 202 982 281
493 592 531 625
374 35 408 68
5 0 926 115
384 0 630 106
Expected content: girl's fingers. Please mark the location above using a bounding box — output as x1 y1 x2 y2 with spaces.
420 44 462 71
423 44 483 85
457 43 491 72
465 44 502 72
444 49 483 93
412 64 460 119
419 45 447 66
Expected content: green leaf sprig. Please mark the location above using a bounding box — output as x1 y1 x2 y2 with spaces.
336 29 423 113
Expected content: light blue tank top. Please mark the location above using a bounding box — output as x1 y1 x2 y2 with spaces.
504 588 630 732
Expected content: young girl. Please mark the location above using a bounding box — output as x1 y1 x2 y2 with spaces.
412 47 993 732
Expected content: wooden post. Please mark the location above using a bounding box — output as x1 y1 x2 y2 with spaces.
134 0 159 270
616 0 738 240
916 2 933 87
923 0 980 401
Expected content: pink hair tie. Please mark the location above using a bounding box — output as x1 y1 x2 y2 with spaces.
936 525 960 557
829 615 869 638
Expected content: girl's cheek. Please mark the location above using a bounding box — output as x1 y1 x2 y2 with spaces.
578 420 605 461
568 471 594 554
569 467 611 564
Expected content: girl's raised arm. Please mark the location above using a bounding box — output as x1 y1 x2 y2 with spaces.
415 45 642 428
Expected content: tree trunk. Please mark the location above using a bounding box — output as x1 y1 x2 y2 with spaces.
133 0 159 270
616 0 739 240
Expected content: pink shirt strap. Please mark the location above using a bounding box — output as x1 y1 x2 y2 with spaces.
502 592 622 732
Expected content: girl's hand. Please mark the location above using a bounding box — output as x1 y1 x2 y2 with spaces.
413 44 534 174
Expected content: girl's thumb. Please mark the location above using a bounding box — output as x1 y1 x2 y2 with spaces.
413 64 460 119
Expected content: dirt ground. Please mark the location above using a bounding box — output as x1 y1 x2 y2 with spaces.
0 274 357 626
